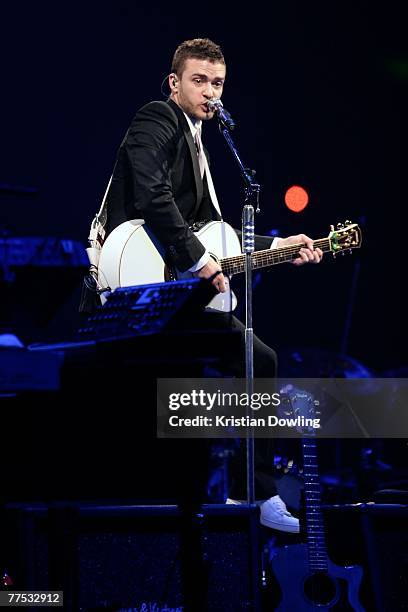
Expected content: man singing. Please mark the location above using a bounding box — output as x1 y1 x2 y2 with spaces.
99 38 322 532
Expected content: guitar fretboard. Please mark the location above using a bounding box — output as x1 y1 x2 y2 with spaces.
302 438 329 572
220 238 331 276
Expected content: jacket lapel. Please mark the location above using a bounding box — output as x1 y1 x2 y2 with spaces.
167 99 203 207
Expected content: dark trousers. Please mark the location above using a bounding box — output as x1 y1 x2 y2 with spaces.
198 312 278 500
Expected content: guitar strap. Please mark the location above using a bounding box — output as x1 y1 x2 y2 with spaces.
85 174 113 291
78 175 113 313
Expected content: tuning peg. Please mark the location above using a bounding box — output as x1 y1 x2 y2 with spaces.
337 222 344 229
332 252 337 259
345 219 351 225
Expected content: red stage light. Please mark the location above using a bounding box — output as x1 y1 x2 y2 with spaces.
285 185 309 212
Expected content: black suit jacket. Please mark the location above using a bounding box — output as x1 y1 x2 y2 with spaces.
105 98 272 272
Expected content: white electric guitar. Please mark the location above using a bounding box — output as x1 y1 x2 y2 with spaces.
98 220 361 312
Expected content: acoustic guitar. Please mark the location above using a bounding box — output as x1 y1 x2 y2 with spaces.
271 389 365 611
98 220 362 311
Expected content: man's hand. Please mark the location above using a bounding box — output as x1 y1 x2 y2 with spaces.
276 234 323 266
194 258 227 292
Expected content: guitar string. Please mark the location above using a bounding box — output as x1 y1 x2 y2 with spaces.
243 239 331 259
226 238 330 262
220 238 335 273
221 248 330 271
221 238 339 265
226 241 351 263
220 236 359 274
303 440 328 562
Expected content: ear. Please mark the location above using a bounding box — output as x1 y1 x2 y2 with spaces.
169 73 178 90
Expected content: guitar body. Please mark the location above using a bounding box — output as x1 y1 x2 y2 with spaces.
98 219 241 311
272 543 364 611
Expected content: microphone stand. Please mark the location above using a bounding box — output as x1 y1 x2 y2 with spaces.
216 113 263 610
216 115 261 506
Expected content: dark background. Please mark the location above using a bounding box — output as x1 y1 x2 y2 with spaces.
1 9 407 604
1 0 406 373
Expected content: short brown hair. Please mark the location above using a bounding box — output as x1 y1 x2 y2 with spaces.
171 38 225 76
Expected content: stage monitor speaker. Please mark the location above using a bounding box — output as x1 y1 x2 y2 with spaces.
361 505 408 611
4 503 261 611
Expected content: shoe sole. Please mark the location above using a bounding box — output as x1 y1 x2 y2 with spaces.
260 517 299 533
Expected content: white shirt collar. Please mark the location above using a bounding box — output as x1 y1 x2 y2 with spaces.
182 111 202 140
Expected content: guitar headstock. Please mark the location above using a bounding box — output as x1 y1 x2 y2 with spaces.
328 221 362 256
278 385 322 437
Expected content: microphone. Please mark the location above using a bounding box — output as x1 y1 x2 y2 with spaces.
207 98 235 130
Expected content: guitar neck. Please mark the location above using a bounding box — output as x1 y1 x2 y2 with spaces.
220 237 331 276
302 438 329 572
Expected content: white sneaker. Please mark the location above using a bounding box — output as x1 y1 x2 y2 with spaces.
260 495 299 533
226 496 299 533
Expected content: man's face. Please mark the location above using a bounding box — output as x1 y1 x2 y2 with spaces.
170 58 226 121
